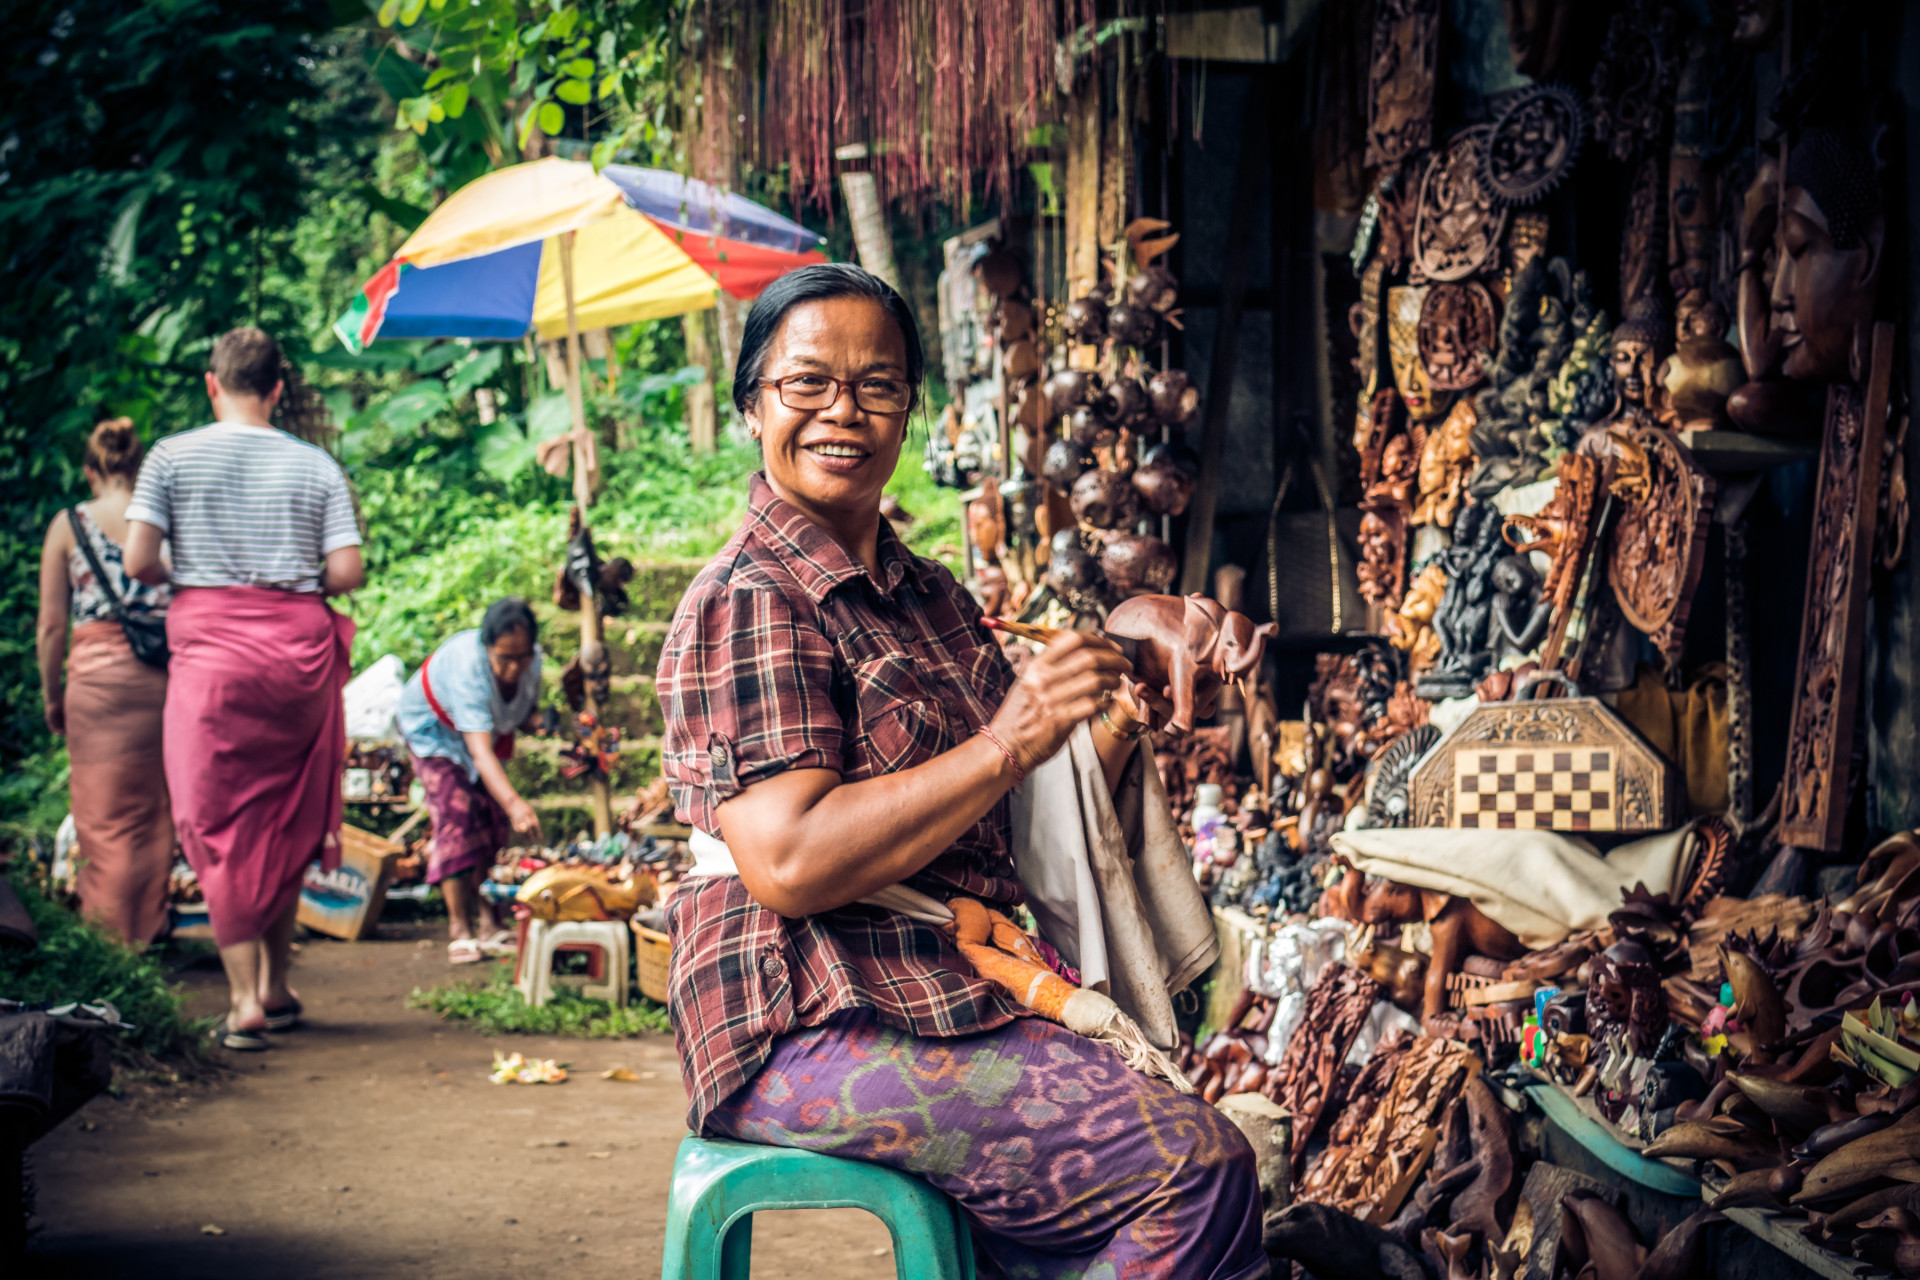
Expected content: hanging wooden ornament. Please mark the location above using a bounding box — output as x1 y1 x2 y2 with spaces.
1607 426 1715 667
1417 282 1498 391
1588 0 1683 164
1414 128 1508 283
1479 84 1586 207
1364 0 1441 168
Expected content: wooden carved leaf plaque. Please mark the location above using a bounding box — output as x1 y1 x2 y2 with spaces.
1781 326 1894 851
1414 128 1508 284
1607 426 1714 667
1365 0 1441 169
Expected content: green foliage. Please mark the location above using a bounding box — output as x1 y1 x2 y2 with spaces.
407 961 670 1037
1 872 202 1059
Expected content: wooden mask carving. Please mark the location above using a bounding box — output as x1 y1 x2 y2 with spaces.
1772 127 1885 384
1388 285 1454 422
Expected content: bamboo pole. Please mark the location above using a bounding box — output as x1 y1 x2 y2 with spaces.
558 230 614 839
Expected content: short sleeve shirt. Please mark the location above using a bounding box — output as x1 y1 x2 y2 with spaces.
126 422 360 594
657 473 1023 1131
397 629 543 780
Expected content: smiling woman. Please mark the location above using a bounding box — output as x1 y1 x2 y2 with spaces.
654 264 1266 1278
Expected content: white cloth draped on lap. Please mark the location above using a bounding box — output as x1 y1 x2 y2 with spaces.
687 723 1217 1053
1329 824 1698 950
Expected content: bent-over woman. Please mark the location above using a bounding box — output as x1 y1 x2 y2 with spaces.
35 419 174 946
397 598 544 963
657 263 1264 1278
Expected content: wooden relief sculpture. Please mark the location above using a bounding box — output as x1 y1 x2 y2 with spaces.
1503 451 1600 620
1504 208 1550 292
1607 426 1715 668
1414 128 1508 283
1417 281 1498 391
1411 397 1477 528
1392 562 1448 672
1619 156 1665 314
1503 0 1574 77
1666 35 1714 300
1587 0 1681 163
1479 83 1586 207
1354 259 1386 399
1781 330 1894 850
1364 0 1440 168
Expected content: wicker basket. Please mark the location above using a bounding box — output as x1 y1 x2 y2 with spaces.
632 923 673 1004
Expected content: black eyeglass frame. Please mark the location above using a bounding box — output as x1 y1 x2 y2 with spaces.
758 373 913 416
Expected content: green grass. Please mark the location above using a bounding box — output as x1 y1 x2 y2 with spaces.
407 961 671 1038
2 871 205 1059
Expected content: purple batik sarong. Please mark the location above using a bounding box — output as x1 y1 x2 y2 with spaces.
707 1012 1268 1280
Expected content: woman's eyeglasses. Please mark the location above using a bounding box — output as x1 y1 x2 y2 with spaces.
761 373 912 415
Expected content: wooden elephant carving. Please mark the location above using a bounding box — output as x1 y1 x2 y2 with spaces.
1105 593 1278 735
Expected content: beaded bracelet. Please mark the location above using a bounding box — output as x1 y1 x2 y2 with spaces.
977 726 1027 787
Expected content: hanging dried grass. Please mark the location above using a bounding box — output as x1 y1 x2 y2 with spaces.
689 0 1087 214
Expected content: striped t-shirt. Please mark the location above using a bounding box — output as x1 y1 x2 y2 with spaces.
126 422 361 594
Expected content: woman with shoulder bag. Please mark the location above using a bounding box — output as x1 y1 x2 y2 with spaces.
35 418 175 946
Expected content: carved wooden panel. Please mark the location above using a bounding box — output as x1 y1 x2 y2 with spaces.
1414 128 1508 283
1608 426 1715 667
1780 326 1894 851
1365 0 1441 169
1410 697 1682 832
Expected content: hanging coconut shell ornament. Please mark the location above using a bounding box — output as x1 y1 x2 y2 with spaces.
1125 265 1181 314
1133 457 1195 517
1105 302 1160 350
1045 369 1101 418
1010 382 1048 434
1100 533 1178 596
1098 377 1151 426
1148 370 1200 426
974 248 1022 299
1064 295 1108 343
1044 439 1096 488
1144 439 1201 477
996 298 1036 343
1047 529 1104 593
1001 339 1042 385
1066 405 1113 448
1071 468 1139 530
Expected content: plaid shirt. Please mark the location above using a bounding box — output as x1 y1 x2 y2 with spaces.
658 473 1024 1130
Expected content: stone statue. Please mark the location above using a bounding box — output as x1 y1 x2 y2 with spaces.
1415 502 1509 699
1467 254 1584 497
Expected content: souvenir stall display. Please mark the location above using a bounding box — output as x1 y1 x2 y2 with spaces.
999 1 1920 1277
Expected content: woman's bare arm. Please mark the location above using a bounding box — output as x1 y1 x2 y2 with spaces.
716 633 1128 918
36 517 72 735
123 520 168 585
321 545 364 595
463 731 540 839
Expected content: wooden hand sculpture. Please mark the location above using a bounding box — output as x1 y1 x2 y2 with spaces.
1105 593 1278 735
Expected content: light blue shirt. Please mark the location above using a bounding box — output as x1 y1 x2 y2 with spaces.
398 629 543 781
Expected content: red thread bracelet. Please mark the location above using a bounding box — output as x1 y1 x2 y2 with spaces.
977 727 1026 787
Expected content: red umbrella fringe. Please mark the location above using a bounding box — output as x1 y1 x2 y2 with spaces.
689 0 1091 215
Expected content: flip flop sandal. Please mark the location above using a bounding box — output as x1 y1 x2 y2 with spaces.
448 938 485 965
478 930 518 958
264 999 303 1032
221 1020 269 1052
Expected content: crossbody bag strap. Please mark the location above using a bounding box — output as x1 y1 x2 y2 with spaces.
420 653 516 761
66 507 129 621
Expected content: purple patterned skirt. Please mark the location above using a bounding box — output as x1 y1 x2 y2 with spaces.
411 752 510 884
708 1012 1267 1280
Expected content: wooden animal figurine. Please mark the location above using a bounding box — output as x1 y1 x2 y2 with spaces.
1720 944 1790 1058
1105 593 1278 736
1857 1207 1920 1278
517 864 656 922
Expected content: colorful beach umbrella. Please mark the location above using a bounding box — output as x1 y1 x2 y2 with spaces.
332 157 826 352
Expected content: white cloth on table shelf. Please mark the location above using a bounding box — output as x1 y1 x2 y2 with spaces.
1329 825 1697 950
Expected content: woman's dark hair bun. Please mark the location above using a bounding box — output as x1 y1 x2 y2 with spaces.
731 262 924 416
481 596 539 647
84 417 144 482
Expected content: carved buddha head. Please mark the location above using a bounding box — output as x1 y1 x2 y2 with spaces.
1610 295 1673 409
1387 286 1453 422
1772 126 1884 384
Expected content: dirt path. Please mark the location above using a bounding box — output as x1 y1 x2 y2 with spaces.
25 920 896 1279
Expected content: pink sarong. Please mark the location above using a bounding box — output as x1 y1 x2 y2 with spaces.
65 620 173 945
163 587 354 948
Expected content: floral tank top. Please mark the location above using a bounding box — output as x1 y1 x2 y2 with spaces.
67 505 170 625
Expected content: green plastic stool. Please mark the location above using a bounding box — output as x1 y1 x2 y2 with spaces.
661 1136 976 1280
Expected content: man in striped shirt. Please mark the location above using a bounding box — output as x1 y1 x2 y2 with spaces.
124 327 363 1052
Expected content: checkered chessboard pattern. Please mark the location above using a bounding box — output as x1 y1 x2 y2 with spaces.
1453 747 1617 831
